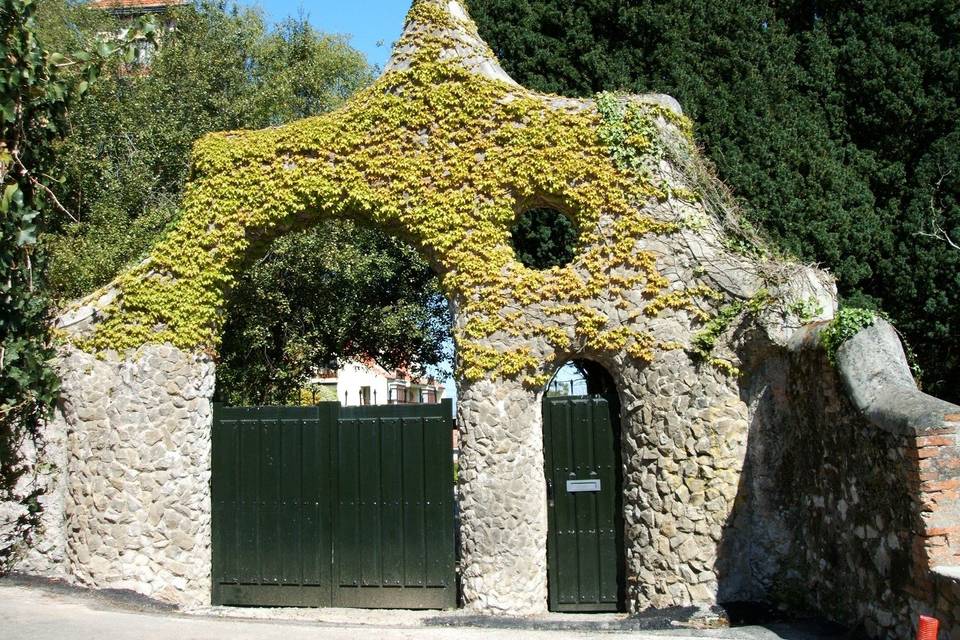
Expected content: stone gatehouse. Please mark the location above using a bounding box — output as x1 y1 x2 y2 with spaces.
2 2 958 638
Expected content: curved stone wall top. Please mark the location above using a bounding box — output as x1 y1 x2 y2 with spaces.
54 0 834 387
788 319 959 437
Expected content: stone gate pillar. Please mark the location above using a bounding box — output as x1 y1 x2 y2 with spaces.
456 377 549 613
34 345 216 606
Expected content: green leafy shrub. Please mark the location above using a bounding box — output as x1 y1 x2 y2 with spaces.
819 308 878 364
1 0 151 568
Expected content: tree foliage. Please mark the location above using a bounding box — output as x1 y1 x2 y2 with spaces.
217 221 449 405
1 0 152 565
471 0 960 401
37 0 450 404
40 0 374 297
510 207 577 269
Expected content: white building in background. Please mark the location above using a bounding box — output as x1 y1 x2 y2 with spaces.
306 360 445 407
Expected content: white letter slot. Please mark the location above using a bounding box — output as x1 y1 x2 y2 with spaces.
566 479 601 493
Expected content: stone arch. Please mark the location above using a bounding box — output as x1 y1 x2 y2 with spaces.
51 2 811 611
57 1 783 389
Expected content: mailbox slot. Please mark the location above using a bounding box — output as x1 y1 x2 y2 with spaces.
566 479 601 493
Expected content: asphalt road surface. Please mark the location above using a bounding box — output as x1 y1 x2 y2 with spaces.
0 580 849 640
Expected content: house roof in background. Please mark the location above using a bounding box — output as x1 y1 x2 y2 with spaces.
311 359 444 391
88 0 186 15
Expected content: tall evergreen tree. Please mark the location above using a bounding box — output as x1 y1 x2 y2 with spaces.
471 0 960 400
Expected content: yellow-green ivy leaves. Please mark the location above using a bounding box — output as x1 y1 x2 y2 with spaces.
71 2 727 386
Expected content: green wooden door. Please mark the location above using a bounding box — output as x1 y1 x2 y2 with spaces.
333 402 456 608
211 400 456 609
543 396 624 612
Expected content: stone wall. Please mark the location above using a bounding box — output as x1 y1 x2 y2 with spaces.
10 406 70 577
743 320 960 639
616 350 753 611
6 312 959 640
15 345 214 607
455 349 756 615
5 0 845 617
4 215 831 616
0 394 68 575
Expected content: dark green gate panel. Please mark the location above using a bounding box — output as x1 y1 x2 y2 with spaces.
543 396 624 612
211 400 455 610
212 404 337 607
333 402 456 609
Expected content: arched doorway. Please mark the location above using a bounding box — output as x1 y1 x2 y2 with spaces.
542 360 625 612
208 228 458 610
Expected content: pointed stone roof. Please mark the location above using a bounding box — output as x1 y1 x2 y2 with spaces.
384 0 519 86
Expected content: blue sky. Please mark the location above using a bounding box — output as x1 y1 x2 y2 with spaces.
249 0 412 69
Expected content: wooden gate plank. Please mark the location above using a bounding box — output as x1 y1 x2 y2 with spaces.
357 418 382 587
336 417 360 588
258 411 282 585
278 416 302 588
299 411 324 589
401 415 426 589
424 415 451 588
592 398 620 603
380 417 404 587
237 416 261 585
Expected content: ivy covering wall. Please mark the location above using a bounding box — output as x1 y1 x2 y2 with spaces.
470 0 960 402
63 0 784 388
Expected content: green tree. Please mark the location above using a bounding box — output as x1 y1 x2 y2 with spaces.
510 207 577 269
40 1 374 297
217 221 449 405
471 0 960 401
37 0 450 404
1 0 151 566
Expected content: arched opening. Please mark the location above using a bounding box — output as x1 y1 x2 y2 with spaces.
542 360 625 612
211 219 453 408
208 219 459 610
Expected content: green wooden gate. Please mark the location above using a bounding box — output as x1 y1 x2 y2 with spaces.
543 395 625 612
211 400 456 609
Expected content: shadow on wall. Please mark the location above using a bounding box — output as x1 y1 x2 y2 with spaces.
715 319 960 639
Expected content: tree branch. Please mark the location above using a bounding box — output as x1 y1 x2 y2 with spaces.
13 154 79 223
916 169 957 251
917 224 960 251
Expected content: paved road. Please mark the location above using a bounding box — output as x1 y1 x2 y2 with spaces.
0 581 844 640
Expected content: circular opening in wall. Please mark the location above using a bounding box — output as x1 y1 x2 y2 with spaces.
510 207 578 269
